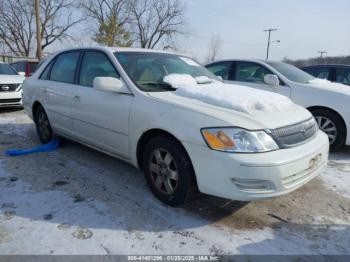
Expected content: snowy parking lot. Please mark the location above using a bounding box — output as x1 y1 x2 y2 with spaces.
0 109 349 255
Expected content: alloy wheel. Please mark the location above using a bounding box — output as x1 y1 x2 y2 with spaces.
149 148 179 195
37 111 51 142
315 116 337 145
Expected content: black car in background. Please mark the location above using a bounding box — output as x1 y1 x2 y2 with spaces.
301 65 350 86
10 60 39 77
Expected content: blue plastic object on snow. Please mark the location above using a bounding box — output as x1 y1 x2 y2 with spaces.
5 140 60 156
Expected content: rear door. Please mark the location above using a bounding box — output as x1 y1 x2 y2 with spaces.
39 50 81 135
71 50 132 158
230 61 291 97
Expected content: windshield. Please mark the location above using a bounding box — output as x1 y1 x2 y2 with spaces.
115 52 218 91
266 61 315 84
0 63 17 75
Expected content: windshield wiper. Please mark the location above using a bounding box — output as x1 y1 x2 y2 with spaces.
142 82 177 91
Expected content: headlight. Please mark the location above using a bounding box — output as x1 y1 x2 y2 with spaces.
201 128 279 153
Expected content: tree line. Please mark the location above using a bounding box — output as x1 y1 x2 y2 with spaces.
0 0 186 59
283 55 350 67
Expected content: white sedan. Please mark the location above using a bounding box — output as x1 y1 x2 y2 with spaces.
23 47 329 206
206 59 350 150
0 62 25 107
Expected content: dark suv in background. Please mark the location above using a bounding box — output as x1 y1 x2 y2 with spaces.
302 65 350 86
10 60 39 77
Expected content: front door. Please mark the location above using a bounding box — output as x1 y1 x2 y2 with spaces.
229 61 291 98
71 50 132 159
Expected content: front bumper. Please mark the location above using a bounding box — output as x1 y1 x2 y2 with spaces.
0 91 23 107
183 131 329 201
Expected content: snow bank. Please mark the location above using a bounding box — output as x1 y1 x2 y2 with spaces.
164 74 293 114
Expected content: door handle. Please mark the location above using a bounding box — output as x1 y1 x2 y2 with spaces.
73 95 80 102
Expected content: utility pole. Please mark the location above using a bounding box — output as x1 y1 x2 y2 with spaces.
34 0 42 60
318 51 327 58
263 28 277 60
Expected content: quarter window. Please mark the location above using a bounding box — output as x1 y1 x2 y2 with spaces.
206 62 232 80
234 62 272 84
336 68 350 85
79 51 119 87
50 51 80 84
305 67 330 80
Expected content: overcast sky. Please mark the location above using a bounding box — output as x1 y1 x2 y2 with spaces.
179 0 350 61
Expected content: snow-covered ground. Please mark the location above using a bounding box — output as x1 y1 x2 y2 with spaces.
0 109 349 255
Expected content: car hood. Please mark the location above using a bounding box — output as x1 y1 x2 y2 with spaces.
147 90 312 130
0 74 25 84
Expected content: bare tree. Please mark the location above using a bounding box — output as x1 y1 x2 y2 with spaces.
39 0 84 52
206 35 223 63
80 0 132 47
0 0 35 57
128 0 186 49
0 0 82 58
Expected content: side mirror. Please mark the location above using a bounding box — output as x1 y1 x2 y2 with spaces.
18 72 26 77
264 74 280 88
217 76 223 81
93 77 130 94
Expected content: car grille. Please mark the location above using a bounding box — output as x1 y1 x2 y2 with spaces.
268 118 318 148
0 84 20 92
0 98 21 104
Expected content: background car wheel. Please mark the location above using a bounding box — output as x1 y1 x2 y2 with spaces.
34 105 54 144
142 135 197 206
311 109 346 151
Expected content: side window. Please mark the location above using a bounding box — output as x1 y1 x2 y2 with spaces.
305 67 330 80
206 62 232 80
234 62 272 84
40 61 54 80
50 51 80 84
79 51 119 87
335 68 350 85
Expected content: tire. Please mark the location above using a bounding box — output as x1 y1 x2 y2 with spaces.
142 135 197 206
311 109 346 151
34 105 54 144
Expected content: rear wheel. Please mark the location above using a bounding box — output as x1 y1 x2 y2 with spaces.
311 109 346 151
142 135 197 206
34 105 53 144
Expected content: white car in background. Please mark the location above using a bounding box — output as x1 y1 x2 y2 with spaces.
0 62 25 107
206 60 350 150
23 47 329 206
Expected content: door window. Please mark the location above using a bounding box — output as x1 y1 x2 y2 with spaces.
50 51 80 84
234 62 272 84
206 62 232 80
336 68 350 85
79 51 119 87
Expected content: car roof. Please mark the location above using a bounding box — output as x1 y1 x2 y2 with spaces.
205 59 274 66
11 59 39 63
52 46 184 57
302 64 350 69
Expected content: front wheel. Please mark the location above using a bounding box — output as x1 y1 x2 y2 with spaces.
142 135 197 206
34 105 54 144
312 109 346 151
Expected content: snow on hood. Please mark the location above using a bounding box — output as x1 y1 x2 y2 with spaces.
308 78 331 85
163 74 293 114
307 78 350 95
